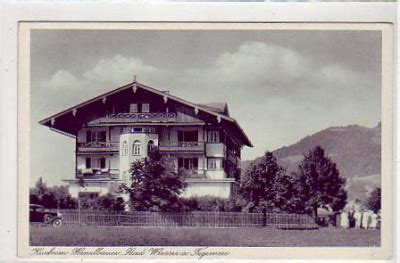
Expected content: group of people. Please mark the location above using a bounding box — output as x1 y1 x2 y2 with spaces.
340 209 380 229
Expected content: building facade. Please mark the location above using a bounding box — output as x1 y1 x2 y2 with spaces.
39 80 252 200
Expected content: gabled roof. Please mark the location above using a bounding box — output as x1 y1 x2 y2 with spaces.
197 103 229 116
39 81 252 147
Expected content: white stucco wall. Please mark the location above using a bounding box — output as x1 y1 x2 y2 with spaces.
205 170 225 180
206 143 226 157
68 181 111 198
119 133 159 180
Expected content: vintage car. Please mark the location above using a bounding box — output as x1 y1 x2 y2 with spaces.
29 204 63 227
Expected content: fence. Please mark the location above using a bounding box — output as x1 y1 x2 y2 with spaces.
55 210 318 229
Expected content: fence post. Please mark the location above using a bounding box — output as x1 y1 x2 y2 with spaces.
78 199 81 226
262 208 267 227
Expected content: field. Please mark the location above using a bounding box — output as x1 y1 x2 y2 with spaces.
30 226 380 247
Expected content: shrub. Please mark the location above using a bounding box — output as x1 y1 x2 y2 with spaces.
180 195 243 212
96 194 125 212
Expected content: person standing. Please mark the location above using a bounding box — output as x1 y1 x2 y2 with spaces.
354 210 362 229
362 210 370 229
370 212 378 229
340 211 349 228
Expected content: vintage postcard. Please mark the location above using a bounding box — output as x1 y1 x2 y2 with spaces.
17 22 393 260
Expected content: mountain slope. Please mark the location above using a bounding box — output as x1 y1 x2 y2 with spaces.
242 123 381 202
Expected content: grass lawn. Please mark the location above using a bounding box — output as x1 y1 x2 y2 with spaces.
30 226 380 247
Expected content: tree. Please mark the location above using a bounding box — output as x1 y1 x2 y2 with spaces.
366 187 381 213
240 152 283 212
273 171 307 213
294 146 347 221
126 149 187 212
30 178 77 209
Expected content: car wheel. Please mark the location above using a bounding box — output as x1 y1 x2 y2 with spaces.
52 218 63 227
44 214 53 224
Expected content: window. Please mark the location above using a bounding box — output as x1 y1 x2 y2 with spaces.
78 192 99 200
141 103 150 113
130 103 138 113
208 158 220 170
91 158 106 169
122 141 128 156
143 127 155 133
178 158 198 170
133 140 141 156
100 157 106 169
89 131 107 143
85 157 91 168
178 130 198 142
100 131 107 142
148 140 155 154
208 131 220 143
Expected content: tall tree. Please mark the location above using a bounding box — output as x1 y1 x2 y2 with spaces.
366 187 381 213
240 152 283 212
295 146 347 221
273 172 307 213
126 149 187 212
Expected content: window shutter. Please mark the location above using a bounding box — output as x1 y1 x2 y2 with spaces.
193 158 198 169
85 157 91 168
86 130 91 142
178 130 184 142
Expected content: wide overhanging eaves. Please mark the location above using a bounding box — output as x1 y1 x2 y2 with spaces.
39 81 253 147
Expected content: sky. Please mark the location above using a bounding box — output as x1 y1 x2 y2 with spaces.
30 29 382 186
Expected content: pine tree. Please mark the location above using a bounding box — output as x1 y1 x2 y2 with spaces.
127 149 187 212
295 146 347 221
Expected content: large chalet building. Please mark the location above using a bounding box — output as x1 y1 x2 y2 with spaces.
39 79 252 200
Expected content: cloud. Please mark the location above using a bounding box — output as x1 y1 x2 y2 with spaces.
83 55 165 87
213 41 311 86
41 69 80 90
40 55 167 92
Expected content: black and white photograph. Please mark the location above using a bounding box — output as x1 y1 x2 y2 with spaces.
16 21 393 259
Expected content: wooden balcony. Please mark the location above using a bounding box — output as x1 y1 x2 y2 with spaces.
76 168 120 179
90 112 177 124
159 141 204 153
77 142 119 153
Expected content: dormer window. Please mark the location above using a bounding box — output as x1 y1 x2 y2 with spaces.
130 103 138 113
141 103 150 113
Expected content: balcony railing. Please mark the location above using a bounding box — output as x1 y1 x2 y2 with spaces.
92 112 177 124
77 142 119 152
159 141 204 152
77 168 119 179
